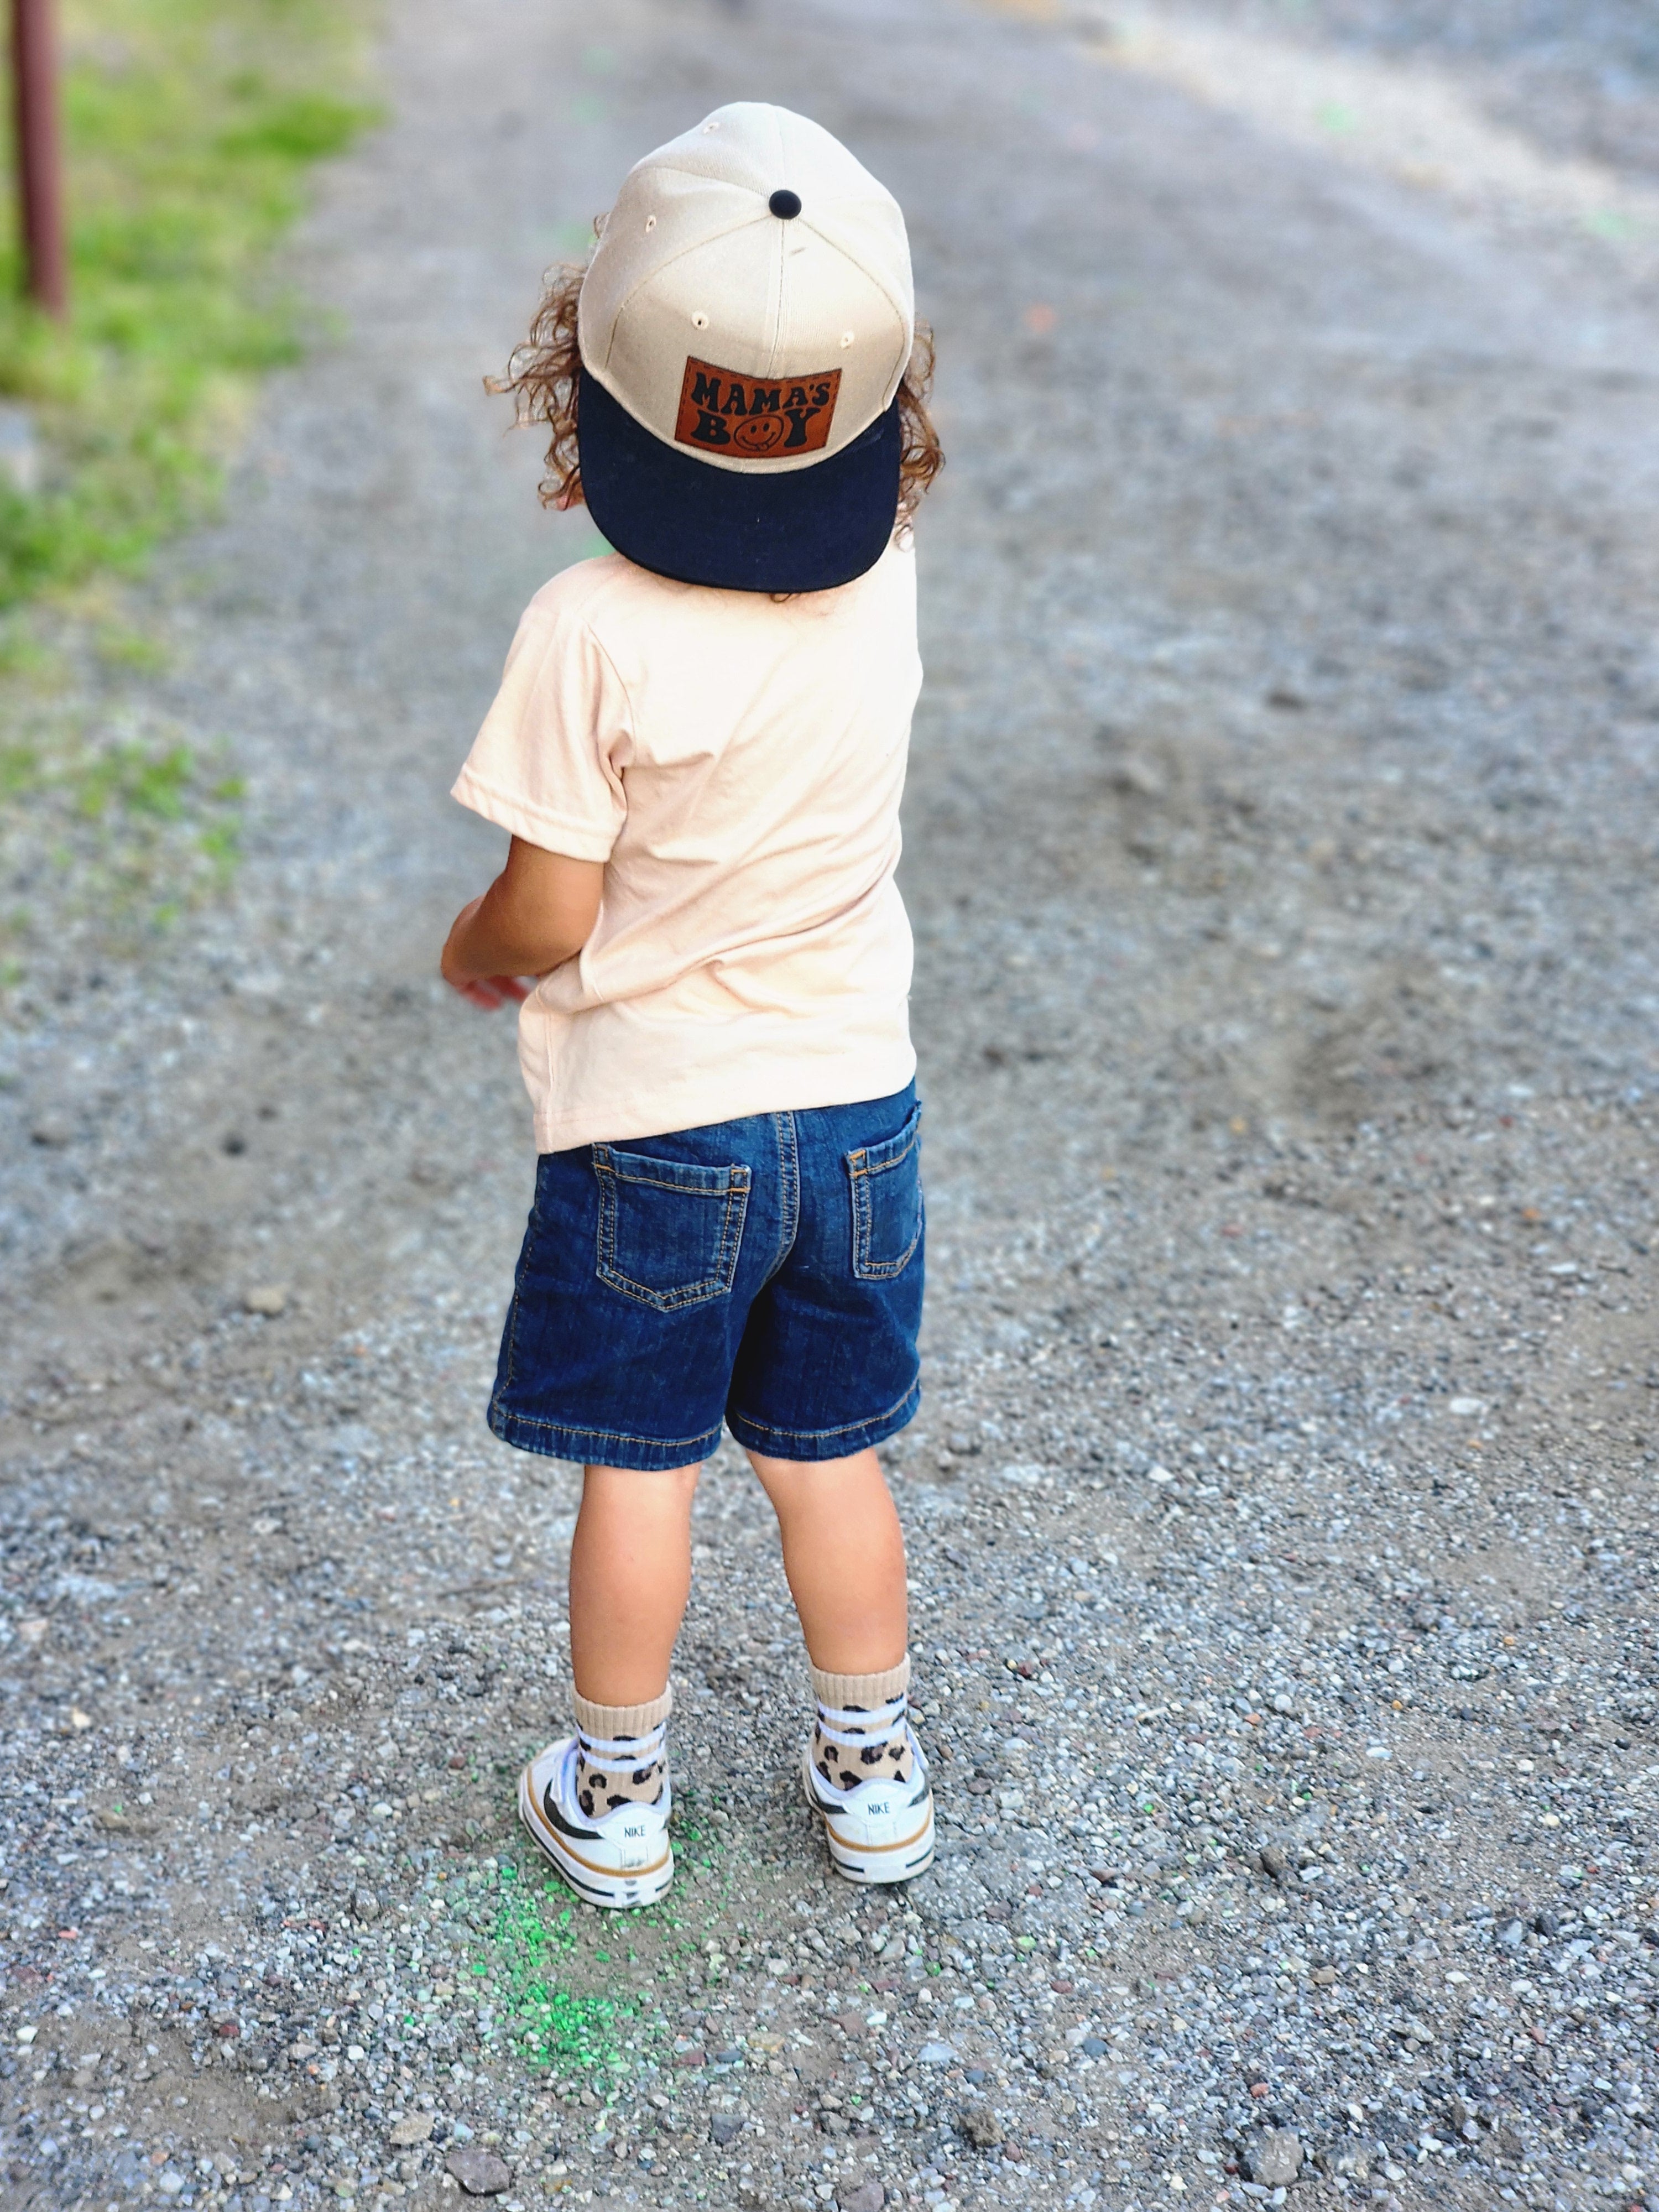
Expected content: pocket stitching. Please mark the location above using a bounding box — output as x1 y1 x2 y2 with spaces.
594 1155 750 1312
846 1105 924 1282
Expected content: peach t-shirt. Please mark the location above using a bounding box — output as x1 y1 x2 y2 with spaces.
451 540 921 1153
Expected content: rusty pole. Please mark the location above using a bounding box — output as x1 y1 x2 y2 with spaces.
10 0 67 317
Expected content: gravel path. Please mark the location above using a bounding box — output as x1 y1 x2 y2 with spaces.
1099 0 1659 189
2 3 1657 2210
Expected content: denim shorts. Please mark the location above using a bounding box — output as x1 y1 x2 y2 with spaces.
488 1084 924 1471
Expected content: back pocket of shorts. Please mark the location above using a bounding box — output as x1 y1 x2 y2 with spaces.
845 1102 924 1281
592 1146 750 1312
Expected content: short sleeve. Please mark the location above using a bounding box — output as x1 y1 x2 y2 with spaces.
450 593 632 862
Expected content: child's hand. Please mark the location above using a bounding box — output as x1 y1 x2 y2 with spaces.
441 894 529 1010
440 844 603 1008
448 972 532 1011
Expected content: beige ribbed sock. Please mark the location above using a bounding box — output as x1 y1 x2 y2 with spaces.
570 1685 672 1820
572 1687 674 1739
809 1657 914 1797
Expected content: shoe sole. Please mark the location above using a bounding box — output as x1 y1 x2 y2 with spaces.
517 1762 674 1911
801 1750 936 1885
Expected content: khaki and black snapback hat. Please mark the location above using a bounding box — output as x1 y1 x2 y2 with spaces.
576 102 915 593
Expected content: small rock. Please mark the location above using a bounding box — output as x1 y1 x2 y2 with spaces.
1105 754 1166 797
836 2183 885 2212
388 2113 433 2147
30 1117 73 1147
243 1284 289 1317
1448 1396 1487 1418
1321 2139 1373 2180
958 2101 1001 2148
1258 1844 1292 1884
16 1619 48 1646
916 2041 956 2065
709 2114 743 2147
0 401 41 494
352 1888 381 1921
446 2147 511 2195
1496 1919 1525 1953
1245 2129 1303 2187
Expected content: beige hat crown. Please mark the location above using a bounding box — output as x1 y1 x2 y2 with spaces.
578 102 915 476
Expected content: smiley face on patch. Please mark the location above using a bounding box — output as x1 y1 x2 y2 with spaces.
733 413 788 455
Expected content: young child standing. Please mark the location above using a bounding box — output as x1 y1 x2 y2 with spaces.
440 104 942 1909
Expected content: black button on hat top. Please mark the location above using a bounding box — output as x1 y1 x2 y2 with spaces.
768 189 802 219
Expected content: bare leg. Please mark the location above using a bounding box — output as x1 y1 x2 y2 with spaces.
746 1446 908 1673
568 1463 701 1704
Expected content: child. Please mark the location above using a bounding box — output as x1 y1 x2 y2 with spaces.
440 103 943 1909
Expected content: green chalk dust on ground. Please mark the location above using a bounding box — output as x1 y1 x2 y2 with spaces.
479 1867 639 2081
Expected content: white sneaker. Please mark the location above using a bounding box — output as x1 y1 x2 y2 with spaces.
802 1731 936 1884
517 1738 674 1910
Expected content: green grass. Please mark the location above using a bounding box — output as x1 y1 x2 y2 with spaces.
0 704 246 957
0 0 377 998
0 0 380 604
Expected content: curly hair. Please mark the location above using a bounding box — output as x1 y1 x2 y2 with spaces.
488 258 945 528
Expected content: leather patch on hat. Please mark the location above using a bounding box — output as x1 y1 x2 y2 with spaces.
674 357 842 458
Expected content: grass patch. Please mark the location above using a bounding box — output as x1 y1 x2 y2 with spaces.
0 0 379 604
0 0 377 1006
0 691 246 973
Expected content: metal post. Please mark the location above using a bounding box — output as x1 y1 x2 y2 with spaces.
11 0 67 317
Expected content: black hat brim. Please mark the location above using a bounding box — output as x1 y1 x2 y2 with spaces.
576 365 901 594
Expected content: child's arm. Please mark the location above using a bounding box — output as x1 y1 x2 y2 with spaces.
440 836 604 1009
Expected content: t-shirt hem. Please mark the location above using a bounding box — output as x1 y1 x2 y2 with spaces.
530 1045 920 1155
450 766 618 863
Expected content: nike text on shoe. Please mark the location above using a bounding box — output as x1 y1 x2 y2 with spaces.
801 1733 935 1884
518 1738 674 1909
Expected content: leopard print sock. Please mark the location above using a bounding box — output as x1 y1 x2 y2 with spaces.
571 1687 671 1822
809 1658 915 1798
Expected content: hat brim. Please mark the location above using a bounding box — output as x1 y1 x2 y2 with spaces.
576 367 901 594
